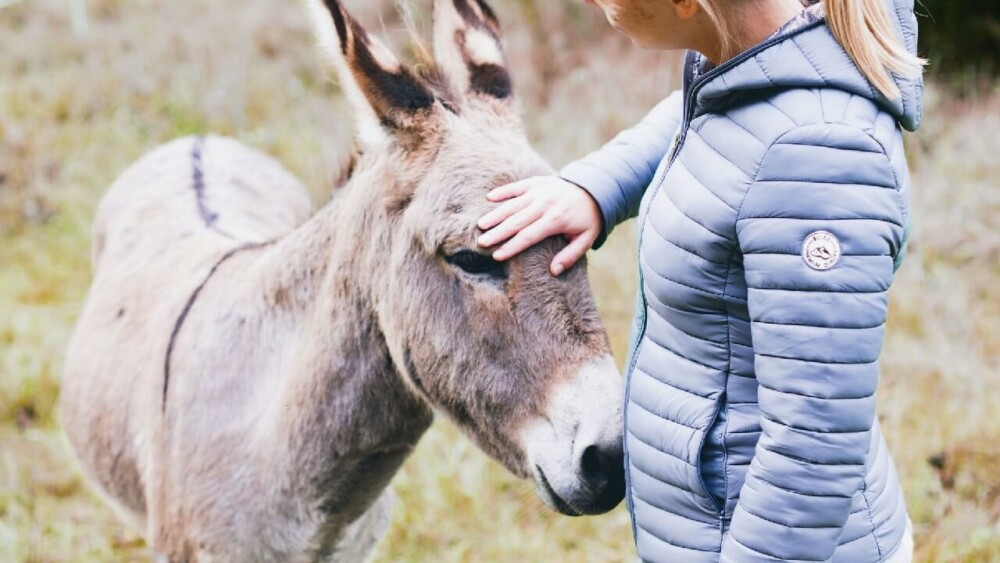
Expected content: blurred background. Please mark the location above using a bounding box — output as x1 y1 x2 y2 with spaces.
0 0 997 561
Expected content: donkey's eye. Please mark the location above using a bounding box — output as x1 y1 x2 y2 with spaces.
446 250 506 278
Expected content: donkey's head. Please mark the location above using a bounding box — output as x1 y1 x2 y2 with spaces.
308 0 624 515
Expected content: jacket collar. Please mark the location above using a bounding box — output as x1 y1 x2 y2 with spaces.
684 0 923 131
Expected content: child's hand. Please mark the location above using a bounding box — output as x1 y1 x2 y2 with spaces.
477 176 602 276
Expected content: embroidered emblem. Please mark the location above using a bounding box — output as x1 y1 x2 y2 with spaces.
802 231 842 271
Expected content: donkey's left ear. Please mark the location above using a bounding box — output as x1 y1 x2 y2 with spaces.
433 0 513 103
308 0 438 150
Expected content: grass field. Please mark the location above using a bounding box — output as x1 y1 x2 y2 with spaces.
1 1 997 561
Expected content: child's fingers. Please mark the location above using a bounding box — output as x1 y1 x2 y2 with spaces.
486 180 531 202
478 204 544 249
551 233 594 276
493 218 554 261
477 195 531 232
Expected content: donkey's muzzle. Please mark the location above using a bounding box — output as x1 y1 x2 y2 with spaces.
523 355 625 516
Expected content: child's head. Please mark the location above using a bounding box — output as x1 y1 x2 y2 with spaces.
588 0 924 99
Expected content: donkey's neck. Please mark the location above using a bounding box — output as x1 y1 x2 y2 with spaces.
245 171 433 527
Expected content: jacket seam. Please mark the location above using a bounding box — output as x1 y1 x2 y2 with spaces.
738 216 903 229
773 141 882 153
644 310 729 349
760 98 800 127
748 286 887 295
640 255 726 300
634 519 721 553
741 504 843 530
791 35 828 83
658 195 733 240
751 177 890 187
736 125 805 223
628 461 715 503
861 478 885 559
646 288 734 317
752 319 887 330
613 149 645 189
749 176 896 188
647 223 732 266
757 382 875 401
759 422 868 439
754 475 854 499
762 443 867 466
718 114 770 147
643 330 725 373
746 287 884 300
630 391 707 429
755 351 880 364
744 249 894 258
628 429 700 468
755 54 777 88
729 532 827 562
760 414 874 436
635 362 718 400
681 133 754 203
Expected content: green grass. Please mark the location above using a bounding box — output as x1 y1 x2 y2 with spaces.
1 1 998 561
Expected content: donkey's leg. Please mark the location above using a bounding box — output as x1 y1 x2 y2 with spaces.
326 488 396 563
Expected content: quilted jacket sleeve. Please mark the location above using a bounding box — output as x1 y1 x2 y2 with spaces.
721 124 906 562
559 89 683 248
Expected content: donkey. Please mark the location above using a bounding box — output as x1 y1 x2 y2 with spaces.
60 0 624 560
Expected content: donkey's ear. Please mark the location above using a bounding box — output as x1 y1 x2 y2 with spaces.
433 0 513 102
308 0 437 149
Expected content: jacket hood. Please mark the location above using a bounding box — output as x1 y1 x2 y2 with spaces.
693 0 923 131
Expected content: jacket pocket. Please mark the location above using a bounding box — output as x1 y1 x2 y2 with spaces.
694 396 726 515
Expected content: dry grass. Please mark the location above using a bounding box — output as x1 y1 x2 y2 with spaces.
0 1 996 561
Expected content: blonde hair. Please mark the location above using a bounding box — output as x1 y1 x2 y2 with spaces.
824 0 925 99
698 0 926 100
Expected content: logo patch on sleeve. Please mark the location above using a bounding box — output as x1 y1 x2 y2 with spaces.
802 231 842 271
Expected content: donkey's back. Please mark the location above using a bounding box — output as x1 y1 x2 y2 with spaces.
91 136 313 272
62 135 313 532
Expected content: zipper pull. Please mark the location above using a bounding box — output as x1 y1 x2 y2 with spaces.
667 133 682 161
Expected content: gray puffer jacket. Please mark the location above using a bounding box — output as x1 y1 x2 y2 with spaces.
560 1 921 561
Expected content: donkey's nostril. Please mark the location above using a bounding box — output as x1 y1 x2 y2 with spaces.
579 445 606 489
577 442 624 500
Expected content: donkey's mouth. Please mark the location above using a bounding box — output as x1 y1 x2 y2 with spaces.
535 465 584 517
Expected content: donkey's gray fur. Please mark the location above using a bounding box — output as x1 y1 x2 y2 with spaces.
61 1 624 561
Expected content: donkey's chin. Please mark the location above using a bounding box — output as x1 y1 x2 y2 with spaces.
521 356 625 516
